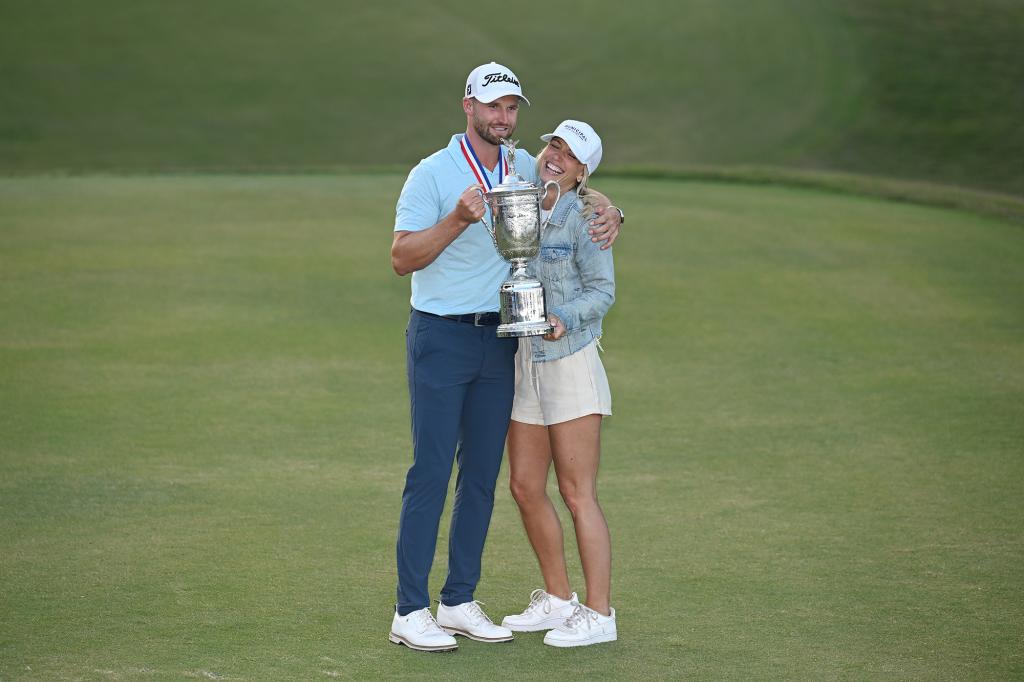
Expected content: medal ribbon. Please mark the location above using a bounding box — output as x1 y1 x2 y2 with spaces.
459 135 508 190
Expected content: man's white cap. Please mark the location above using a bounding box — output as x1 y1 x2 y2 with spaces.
540 120 603 175
465 62 530 105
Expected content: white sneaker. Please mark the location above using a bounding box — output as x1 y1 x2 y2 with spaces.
543 604 617 648
436 601 514 643
389 607 458 652
501 589 579 632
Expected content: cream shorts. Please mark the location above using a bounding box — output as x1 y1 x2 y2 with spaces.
511 339 612 426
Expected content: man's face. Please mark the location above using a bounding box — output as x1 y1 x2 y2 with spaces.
468 95 520 145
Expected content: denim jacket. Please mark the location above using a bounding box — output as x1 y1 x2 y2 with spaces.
525 189 615 362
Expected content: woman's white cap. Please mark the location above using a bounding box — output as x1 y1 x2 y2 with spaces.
540 120 603 175
464 62 530 105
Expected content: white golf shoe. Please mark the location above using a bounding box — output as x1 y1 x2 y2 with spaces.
436 601 514 643
501 589 579 632
389 607 458 652
543 604 617 648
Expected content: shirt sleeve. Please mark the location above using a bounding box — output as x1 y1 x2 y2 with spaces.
395 162 442 232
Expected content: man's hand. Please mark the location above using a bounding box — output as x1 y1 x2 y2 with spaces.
543 313 566 341
455 185 487 225
586 189 622 250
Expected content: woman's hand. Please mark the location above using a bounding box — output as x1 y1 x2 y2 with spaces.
543 314 566 341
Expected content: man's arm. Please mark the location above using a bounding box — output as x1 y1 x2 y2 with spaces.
585 188 622 250
391 185 486 276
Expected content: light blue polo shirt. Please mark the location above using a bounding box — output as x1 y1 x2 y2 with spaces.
395 133 538 315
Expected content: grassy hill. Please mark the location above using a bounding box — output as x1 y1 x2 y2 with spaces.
1 0 1022 196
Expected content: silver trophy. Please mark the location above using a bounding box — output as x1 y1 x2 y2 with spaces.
478 139 561 338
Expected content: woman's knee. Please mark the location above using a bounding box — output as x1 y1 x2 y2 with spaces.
510 475 547 508
557 481 598 517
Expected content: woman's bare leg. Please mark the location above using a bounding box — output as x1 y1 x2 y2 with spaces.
549 414 611 615
507 419 572 600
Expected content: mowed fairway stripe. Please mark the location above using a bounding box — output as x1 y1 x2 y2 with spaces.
1 175 1022 680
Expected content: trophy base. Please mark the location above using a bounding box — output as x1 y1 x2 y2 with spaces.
498 275 551 338
496 319 554 338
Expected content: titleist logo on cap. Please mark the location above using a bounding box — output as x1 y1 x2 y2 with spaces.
482 72 519 88
564 124 588 142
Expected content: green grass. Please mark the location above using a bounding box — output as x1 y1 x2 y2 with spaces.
1 0 1022 196
2 174 1023 680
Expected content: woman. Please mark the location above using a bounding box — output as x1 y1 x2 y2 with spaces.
500 120 617 647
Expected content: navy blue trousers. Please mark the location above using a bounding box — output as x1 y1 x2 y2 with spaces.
396 310 518 615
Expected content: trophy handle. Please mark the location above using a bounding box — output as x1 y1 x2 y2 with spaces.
473 187 497 245
540 181 561 233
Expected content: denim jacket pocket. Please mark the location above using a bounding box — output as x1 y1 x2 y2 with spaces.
538 244 572 282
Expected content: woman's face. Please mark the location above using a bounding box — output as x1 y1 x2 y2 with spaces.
538 137 585 190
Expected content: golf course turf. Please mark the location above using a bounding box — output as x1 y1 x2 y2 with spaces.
2 174 1021 680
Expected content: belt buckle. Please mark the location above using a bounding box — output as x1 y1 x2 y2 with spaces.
473 312 486 327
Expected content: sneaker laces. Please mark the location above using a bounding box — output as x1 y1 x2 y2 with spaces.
520 589 553 616
562 604 599 632
462 600 495 626
413 608 445 635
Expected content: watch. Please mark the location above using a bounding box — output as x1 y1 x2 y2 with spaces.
609 205 625 223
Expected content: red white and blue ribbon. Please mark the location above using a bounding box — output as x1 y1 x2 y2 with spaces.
459 135 508 190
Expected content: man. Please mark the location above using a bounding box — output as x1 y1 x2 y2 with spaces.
388 62 622 652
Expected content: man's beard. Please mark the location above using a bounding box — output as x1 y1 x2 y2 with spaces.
473 113 514 146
